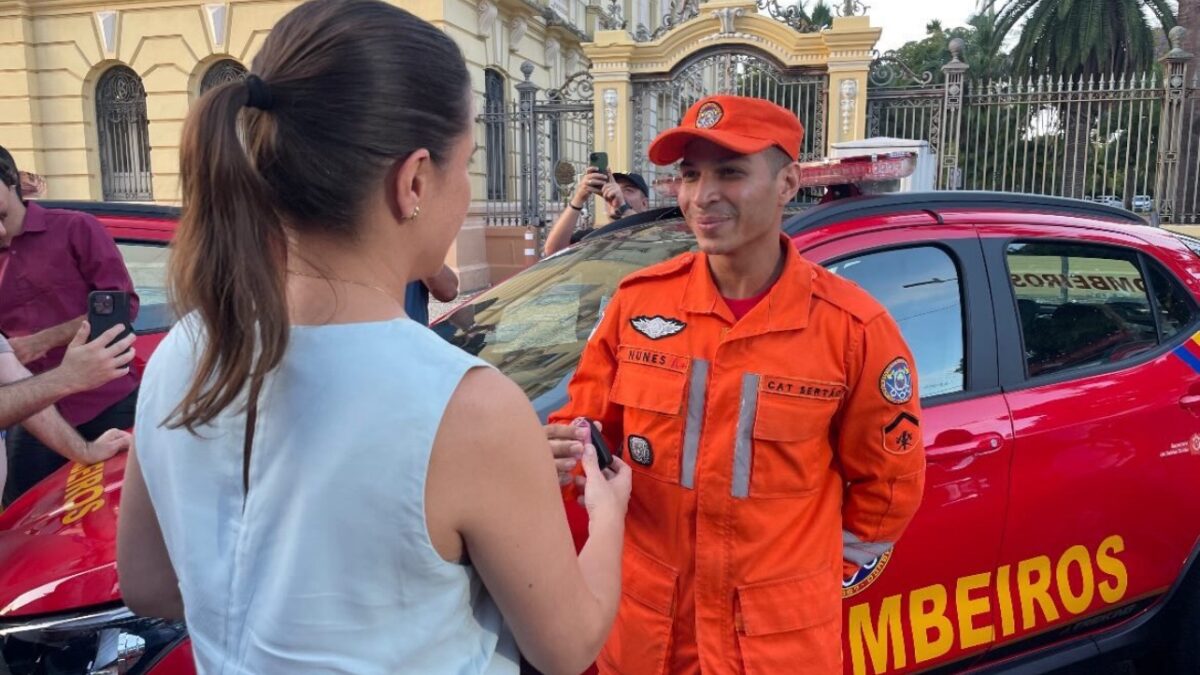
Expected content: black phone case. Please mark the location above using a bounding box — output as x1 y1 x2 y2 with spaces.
587 420 614 471
87 291 134 346
589 152 608 174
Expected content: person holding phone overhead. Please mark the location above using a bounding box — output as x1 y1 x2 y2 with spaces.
543 152 651 256
116 2 631 673
0 145 140 504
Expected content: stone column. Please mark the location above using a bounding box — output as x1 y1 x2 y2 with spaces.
1157 27 1193 224
822 15 880 153
583 30 636 226
939 38 969 190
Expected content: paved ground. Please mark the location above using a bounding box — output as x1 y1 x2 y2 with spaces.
428 296 470 321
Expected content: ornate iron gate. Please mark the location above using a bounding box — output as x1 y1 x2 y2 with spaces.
864 46 966 189
481 62 594 227
96 66 153 201
631 47 828 204
867 33 1198 221
200 59 247 94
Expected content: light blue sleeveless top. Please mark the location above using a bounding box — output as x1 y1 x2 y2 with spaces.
135 316 519 675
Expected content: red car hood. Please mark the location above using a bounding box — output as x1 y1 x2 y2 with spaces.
0 455 125 617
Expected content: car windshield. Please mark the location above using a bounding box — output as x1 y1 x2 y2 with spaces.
435 219 697 413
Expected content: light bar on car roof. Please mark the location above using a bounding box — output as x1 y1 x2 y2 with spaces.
795 151 917 188
650 151 917 199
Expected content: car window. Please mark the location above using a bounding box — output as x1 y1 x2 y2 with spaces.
437 221 698 403
1147 259 1197 341
825 246 965 398
116 241 173 333
1006 242 1158 378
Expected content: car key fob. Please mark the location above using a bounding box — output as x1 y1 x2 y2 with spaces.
586 419 614 471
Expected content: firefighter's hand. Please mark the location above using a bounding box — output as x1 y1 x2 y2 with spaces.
546 422 588 486
579 443 631 520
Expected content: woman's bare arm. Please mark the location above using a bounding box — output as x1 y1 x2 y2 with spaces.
426 367 628 675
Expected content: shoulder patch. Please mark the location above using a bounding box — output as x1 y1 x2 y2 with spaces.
618 252 696 290
880 357 914 404
810 265 888 324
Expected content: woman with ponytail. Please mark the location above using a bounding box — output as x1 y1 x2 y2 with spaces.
115 2 630 673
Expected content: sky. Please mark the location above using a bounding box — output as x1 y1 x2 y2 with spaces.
869 0 981 52
866 0 1180 52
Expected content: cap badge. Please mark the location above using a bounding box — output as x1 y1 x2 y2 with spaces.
695 101 723 129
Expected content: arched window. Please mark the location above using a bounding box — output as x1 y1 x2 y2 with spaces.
96 66 153 201
200 58 247 94
484 69 508 200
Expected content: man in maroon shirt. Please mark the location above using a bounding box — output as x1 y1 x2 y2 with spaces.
0 146 141 503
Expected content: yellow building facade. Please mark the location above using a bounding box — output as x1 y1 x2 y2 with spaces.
0 0 616 289
1 0 882 289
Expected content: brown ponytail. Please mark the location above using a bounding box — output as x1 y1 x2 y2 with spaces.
166 0 470 432
168 81 288 431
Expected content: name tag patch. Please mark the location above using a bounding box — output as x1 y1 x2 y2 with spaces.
619 346 690 374
761 375 846 401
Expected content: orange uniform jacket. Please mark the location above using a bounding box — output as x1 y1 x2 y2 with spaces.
551 238 926 674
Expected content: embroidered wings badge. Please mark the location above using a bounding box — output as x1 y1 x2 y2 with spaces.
630 315 687 340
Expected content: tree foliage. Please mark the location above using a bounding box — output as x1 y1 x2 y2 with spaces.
984 0 1176 77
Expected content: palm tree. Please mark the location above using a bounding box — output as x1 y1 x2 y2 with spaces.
809 1 833 30
984 0 1178 200
987 0 1176 76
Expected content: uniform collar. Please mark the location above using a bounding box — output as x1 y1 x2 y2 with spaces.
19 201 47 234
680 233 812 335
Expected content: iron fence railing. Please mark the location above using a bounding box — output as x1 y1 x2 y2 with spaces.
479 63 596 231
867 32 1199 224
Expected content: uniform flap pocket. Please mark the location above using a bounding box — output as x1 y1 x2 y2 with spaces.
753 386 841 442
736 567 839 636
610 347 689 415
622 545 679 616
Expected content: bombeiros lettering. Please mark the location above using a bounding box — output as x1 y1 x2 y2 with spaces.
1009 273 1146 293
62 461 107 525
847 535 1129 675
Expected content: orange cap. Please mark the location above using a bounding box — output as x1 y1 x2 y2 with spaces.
647 95 805 166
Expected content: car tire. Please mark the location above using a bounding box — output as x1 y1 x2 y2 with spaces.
1166 570 1200 671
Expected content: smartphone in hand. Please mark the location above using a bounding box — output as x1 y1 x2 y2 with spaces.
586 419 614 471
588 151 609 175
87 290 134 346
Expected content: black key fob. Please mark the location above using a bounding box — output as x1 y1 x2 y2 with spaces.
586 420 614 471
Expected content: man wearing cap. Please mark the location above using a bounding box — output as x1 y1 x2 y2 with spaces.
545 95 925 673
544 168 651 256
0 145 141 504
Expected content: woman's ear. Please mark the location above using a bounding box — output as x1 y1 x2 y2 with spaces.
387 148 432 223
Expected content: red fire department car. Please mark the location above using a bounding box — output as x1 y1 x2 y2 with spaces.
2 190 1199 675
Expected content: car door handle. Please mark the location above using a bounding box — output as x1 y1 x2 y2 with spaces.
1181 394 1200 409
929 430 1004 462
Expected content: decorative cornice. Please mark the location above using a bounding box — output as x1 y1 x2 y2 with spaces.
2 0 216 14
585 11 838 74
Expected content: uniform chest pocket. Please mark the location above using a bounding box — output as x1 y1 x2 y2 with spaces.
745 375 844 498
609 346 691 485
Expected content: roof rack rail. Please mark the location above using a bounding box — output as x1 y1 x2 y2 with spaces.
783 190 1145 234
32 200 182 219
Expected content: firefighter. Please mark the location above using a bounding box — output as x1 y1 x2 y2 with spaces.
545 95 926 673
